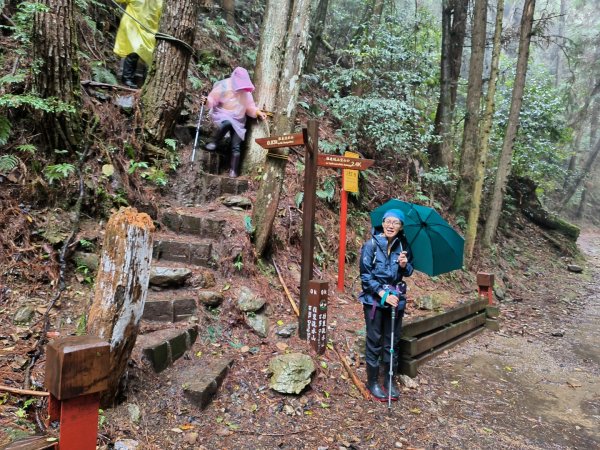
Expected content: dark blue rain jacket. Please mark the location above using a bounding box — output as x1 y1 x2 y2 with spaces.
359 231 413 309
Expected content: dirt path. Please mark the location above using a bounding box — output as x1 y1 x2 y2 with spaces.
416 231 600 449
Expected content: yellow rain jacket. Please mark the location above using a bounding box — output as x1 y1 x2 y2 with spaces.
113 0 164 65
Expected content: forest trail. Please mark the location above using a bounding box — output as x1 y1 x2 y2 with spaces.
418 231 600 449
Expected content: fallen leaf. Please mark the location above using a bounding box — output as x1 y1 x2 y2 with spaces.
504 366 513 372
409 407 421 414
277 320 284 326
450 380 459 386
275 342 288 351
221 283 231 292
567 379 582 388
320 361 328 369
170 428 183 433
179 424 194 430
240 346 250 352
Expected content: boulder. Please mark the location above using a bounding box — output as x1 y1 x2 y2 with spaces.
73 252 99 272
149 267 192 287
276 323 297 338
13 306 34 325
237 287 266 312
567 264 583 273
268 353 315 394
222 195 252 209
245 312 269 338
197 290 224 307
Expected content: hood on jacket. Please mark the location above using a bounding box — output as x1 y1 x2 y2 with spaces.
231 67 255 92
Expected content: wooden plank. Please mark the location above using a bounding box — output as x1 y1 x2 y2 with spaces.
3 436 58 450
45 336 110 400
255 133 304 149
398 326 486 378
317 154 374 170
485 318 500 331
402 299 487 337
410 312 486 356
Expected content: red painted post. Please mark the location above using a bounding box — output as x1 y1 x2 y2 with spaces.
477 272 495 305
45 336 110 450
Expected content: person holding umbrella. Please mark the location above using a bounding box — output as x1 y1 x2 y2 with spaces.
359 209 413 402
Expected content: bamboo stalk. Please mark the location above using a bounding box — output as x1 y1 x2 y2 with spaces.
332 344 371 401
0 385 49 397
272 257 300 317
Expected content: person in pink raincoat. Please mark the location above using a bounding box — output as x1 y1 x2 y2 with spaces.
204 67 267 177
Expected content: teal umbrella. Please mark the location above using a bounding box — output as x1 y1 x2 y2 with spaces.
370 199 464 276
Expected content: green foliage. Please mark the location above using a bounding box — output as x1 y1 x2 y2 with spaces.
15 398 36 419
233 255 243 272
3 2 49 44
79 239 95 251
16 144 36 154
0 115 10 146
91 62 118 85
316 176 336 203
75 312 88 335
164 138 177 152
0 155 19 175
0 94 76 114
44 163 76 184
492 63 571 192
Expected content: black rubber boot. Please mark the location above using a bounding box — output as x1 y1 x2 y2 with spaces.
383 363 400 400
229 153 240 178
366 364 387 401
122 53 139 88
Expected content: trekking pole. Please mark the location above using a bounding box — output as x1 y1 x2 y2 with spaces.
191 94 206 163
388 305 396 410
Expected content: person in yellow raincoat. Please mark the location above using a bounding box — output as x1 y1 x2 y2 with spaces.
113 0 164 88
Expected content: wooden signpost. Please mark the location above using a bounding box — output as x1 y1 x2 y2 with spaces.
256 120 374 340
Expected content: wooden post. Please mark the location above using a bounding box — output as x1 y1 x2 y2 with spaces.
299 120 319 339
307 280 328 354
87 207 154 406
45 336 110 450
477 272 495 304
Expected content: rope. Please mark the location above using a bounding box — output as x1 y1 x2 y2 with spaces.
108 0 195 55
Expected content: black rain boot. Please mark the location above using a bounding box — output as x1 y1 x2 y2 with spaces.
229 152 240 178
206 121 231 152
366 364 387 402
122 53 139 88
383 363 400 400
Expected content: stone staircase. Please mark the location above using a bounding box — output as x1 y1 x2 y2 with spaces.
135 173 251 410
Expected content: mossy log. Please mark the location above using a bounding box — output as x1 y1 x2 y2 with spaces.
509 175 580 241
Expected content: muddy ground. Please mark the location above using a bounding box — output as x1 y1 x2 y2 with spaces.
78 231 598 450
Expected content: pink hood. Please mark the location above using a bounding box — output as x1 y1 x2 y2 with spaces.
231 67 255 92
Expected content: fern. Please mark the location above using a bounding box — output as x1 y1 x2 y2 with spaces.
0 155 19 175
0 115 10 146
91 63 118 85
44 163 76 184
16 144 36 154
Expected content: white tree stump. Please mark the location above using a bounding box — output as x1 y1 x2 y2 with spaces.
87 207 154 406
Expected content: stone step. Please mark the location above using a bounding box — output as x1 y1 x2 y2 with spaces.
192 171 249 203
161 208 227 239
138 325 198 373
153 233 213 267
176 358 234 410
143 290 197 322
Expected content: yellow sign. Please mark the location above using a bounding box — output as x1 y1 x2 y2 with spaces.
343 151 360 192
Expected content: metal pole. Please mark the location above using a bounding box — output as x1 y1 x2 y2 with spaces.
191 99 206 163
388 306 396 409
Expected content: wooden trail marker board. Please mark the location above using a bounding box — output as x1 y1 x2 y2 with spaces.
255 133 304 149
307 280 328 354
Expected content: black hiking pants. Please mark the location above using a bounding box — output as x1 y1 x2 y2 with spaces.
363 304 404 368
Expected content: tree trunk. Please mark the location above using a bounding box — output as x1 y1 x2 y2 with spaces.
141 0 200 150
560 136 600 207
553 0 566 87
482 0 536 247
241 0 292 173
305 0 330 73
452 0 487 217
252 0 312 257
87 208 154 407
429 0 469 168
464 0 504 264
221 0 235 26
32 0 82 153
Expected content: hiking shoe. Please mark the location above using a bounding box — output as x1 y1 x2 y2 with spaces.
205 142 216 152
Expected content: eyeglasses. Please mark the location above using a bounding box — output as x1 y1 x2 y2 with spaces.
383 219 402 227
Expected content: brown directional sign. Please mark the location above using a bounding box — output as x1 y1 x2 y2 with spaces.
255 133 304 149
317 154 374 170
